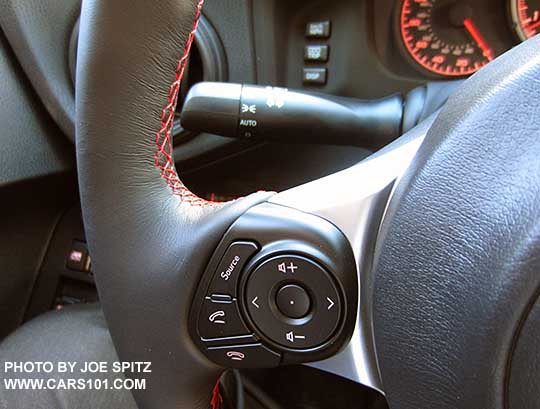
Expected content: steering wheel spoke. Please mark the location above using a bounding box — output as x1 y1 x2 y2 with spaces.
271 114 434 393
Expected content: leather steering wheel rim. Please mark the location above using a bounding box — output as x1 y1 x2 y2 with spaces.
373 36 540 409
76 1 271 408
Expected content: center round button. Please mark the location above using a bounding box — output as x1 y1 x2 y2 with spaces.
275 284 311 319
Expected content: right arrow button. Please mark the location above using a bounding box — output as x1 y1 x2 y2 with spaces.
326 297 335 310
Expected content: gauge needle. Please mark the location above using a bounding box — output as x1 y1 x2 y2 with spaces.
529 20 540 31
463 18 494 61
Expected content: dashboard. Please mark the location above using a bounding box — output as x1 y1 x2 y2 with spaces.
2 0 539 202
250 0 540 102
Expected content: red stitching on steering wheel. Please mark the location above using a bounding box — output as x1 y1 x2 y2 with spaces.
210 376 223 409
154 0 215 206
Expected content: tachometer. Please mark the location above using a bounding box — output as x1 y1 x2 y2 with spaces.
400 0 494 77
510 0 540 41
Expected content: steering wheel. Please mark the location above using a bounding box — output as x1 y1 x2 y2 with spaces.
76 0 540 408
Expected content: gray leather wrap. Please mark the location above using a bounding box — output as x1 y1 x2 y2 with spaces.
373 36 540 409
75 1 270 408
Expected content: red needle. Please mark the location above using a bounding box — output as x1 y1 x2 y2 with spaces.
464 18 494 61
528 20 540 31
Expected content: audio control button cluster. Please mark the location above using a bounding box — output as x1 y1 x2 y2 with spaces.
190 203 357 369
245 255 341 349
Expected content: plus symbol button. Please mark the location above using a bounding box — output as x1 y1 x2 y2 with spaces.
286 262 298 273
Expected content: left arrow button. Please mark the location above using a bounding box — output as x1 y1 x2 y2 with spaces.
251 296 260 309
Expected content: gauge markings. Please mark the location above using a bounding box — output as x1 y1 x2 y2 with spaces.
511 0 540 41
401 0 492 77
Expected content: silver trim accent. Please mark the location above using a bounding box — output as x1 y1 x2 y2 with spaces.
268 115 436 393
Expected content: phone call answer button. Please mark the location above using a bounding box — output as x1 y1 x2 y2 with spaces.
198 298 251 340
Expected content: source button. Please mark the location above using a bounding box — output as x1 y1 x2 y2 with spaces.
207 241 258 297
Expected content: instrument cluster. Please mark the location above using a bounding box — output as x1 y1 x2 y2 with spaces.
398 0 539 77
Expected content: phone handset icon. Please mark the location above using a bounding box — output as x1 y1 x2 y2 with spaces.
208 310 226 324
226 351 245 361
